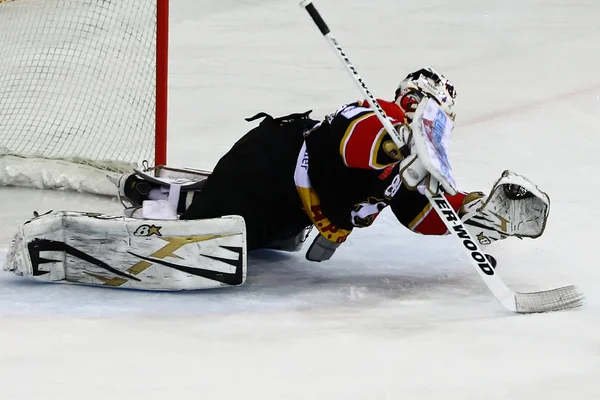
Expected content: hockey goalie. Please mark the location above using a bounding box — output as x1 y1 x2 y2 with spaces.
3 67 550 291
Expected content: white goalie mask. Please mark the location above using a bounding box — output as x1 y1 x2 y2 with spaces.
394 67 457 121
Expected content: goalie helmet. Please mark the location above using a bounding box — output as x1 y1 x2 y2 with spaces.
394 67 457 121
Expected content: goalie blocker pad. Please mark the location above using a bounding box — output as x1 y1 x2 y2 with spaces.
3 211 247 291
410 98 457 195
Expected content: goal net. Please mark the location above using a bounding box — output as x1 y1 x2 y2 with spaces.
0 0 168 195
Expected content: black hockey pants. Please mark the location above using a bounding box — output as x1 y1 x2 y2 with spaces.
181 111 318 250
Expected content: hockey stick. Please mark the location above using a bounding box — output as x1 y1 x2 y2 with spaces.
299 0 584 313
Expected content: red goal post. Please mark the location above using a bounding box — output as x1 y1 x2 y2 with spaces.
0 0 169 195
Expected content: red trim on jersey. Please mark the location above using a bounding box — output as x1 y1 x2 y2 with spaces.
412 192 467 235
342 100 406 169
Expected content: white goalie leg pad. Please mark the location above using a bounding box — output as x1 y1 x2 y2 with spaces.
462 170 550 246
3 211 247 291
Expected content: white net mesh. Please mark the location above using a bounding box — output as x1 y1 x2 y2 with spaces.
0 0 162 194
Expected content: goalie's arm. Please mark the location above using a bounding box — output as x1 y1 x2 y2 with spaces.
390 170 550 244
390 185 467 235
331 99 409 170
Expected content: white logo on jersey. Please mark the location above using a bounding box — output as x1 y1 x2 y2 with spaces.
384 173 402 199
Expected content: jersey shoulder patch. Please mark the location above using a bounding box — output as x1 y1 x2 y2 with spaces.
334 100 407 170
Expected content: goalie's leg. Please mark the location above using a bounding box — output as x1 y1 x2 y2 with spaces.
4 211 247 291
114 166 209 216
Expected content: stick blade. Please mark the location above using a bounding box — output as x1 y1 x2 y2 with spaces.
514 285 584 313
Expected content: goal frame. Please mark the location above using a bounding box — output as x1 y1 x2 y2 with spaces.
156 0 169 166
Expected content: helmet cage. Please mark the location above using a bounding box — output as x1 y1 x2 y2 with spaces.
395 68 456 121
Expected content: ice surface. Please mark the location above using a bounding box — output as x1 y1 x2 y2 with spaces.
1 0 599 399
